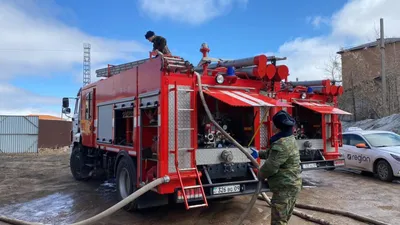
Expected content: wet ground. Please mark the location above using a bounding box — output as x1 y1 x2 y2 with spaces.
0 151 399 225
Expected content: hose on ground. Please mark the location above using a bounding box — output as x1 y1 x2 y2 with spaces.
0 216 43 225
0 176 170 225
294 202 390 225
258 194 390 225
259 192 332 225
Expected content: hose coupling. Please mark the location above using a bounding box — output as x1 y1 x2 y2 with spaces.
163 175 171 183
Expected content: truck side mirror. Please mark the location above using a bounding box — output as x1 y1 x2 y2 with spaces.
62 97 69 108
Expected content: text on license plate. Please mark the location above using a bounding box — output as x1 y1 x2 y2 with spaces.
213 185 241 195
302 163 317 169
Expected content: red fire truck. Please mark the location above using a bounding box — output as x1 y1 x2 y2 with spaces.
61 43 349 211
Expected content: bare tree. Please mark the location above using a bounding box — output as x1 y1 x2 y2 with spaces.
324 54 342 82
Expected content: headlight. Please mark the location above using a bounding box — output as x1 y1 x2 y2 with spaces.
390 154 400 162
301 92 306 99
215 74 224 84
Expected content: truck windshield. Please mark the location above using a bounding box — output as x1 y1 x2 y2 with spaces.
363 133 400 148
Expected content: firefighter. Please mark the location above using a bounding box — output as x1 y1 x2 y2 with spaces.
144 30 171 56
251 110 302 225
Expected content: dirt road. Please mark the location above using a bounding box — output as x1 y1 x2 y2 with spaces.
0 151 399 225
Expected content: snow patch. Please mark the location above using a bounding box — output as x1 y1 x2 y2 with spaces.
342 114 400 134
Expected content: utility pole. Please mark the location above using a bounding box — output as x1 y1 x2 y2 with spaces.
380 18 387 116
350 71 357 121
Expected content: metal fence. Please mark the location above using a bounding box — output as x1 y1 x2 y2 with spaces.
0 115 39 154
38 119 72 148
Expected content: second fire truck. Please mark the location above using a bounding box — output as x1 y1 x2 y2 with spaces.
62 43 350 211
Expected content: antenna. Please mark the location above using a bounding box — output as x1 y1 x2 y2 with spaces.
83 43 91 86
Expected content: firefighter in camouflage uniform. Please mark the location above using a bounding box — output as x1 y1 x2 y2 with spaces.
251 110 302 225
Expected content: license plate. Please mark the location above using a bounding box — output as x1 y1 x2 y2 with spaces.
212 185 241 195
334 160 345 166
302 163 317 169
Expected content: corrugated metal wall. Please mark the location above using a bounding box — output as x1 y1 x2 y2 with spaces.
0 116 39 154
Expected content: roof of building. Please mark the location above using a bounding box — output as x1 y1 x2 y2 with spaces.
28 114 64 121
337 37 400 54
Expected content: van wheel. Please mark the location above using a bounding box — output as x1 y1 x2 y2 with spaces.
376 160 394 182
116 156 138 211
70 144 91 181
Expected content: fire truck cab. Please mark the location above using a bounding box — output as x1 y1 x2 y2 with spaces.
61 43 349 211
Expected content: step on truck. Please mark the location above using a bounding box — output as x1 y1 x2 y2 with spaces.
61 43 349 211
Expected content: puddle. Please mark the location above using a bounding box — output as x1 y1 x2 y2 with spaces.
0 180 119 225
95 179 117 202
0 193 74 224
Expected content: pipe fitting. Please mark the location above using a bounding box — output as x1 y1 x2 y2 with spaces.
221 150 234 162
304 141 312 149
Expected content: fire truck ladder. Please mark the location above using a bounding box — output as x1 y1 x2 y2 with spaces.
172 81 208 210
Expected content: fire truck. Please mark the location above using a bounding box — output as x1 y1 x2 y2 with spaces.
61 43 349 211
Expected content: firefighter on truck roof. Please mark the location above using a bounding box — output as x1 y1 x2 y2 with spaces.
251 110 302 225
145 30 171 56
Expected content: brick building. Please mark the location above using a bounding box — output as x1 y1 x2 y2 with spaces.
337 38 400 121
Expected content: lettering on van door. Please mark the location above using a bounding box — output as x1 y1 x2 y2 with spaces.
347 154 370 163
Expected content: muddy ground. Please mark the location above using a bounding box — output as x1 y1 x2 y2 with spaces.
0 150 399 225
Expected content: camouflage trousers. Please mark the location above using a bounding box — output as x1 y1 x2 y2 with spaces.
270 190 299 225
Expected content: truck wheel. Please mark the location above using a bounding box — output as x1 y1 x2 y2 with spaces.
116 156 138 211
375 160 394 182
70 144 91 181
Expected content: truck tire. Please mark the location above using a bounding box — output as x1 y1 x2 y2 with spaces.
375 159 394 182
116 156 138 211
70 144 91 181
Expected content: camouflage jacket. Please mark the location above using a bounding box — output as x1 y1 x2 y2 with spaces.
259 135 302 193
152 36 171 55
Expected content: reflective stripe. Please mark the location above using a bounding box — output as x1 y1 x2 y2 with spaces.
232 91 274 106
220 90 260 106
128 151 136 156
106 147 119 152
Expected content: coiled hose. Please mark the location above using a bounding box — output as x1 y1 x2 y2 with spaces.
193 72 390 225
0 176 170 225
